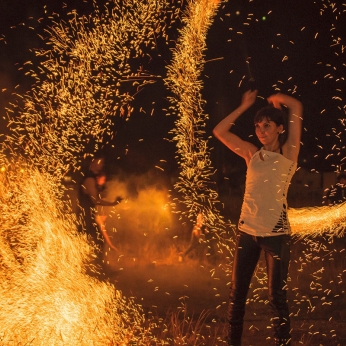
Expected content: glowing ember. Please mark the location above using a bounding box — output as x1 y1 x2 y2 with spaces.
5 0 175 179
0 0 345 344
289 202 346 239
165 0 227 235
0 164 147 344
0 0 177 344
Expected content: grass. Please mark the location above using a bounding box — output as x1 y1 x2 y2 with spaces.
109 233 346 345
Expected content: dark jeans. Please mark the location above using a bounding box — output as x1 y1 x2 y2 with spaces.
228 231 291 345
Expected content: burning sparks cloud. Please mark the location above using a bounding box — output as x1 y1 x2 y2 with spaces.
0 0 177 344
0 166 148 345
165 0 228 237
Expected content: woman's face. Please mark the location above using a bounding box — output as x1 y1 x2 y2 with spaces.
255 118 283 146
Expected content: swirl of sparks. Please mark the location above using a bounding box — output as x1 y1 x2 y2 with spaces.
0 166 149 345
289 202 346 239
3 0 173 181
0 0 346 343
164 1 345 340
165 0 228 238
0 0 177 344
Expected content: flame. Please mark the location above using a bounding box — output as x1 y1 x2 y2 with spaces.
289 202 346 239
0 0 345 343
165 0 228 238
0 165 149 344
0 0 179 344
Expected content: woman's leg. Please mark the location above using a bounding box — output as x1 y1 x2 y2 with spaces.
262 235 291 346
228 231 261 346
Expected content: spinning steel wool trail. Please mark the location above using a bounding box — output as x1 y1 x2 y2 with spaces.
3 0 175 181
0 0 177 344
165 0 227 236
0 166 147 345
289 202 346 239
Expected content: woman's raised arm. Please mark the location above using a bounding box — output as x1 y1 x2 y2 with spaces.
267 93 303 162
213 90 258 165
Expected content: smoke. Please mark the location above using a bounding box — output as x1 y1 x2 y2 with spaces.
100 171 187 265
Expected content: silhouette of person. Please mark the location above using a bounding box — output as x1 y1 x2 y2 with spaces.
179 213 217 263
94 172 119 252
78 155 122 275
180 213 206 259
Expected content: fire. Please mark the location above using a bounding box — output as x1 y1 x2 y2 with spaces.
165 0 227 237
0 165 148 345
0 0 345 343
0 0 179 344
6 0 177 180
289 202 346 239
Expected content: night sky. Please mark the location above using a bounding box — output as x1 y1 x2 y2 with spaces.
0 0 345 177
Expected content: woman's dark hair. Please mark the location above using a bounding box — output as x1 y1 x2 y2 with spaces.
254 105 286 127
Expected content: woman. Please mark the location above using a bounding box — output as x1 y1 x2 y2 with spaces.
213 90 303 346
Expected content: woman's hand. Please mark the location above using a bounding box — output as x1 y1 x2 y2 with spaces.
241 89 258 109
212 88 259 165
268 93 303 163
112 196 123 205
267 93 286 109
267 93 302 111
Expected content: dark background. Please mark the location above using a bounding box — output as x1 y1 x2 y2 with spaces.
0 0 345 180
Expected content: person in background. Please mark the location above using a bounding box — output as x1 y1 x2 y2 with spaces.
213 89 303 346
78 155 122 275
179 212 217 263
324 173 346 205
179 213 206 261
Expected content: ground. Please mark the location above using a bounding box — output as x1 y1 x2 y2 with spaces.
106 245 346 346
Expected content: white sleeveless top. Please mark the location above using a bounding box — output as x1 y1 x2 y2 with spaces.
238 148 297 237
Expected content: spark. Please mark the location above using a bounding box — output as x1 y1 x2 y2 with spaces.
289 202 346 239
0 0 178 344
0 0 345 343
0 164 147 344
5 0 174 180
165 0 228 238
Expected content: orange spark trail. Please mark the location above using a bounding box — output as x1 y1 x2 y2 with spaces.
0 164 147 345
289 202 346 239
165 0 228 237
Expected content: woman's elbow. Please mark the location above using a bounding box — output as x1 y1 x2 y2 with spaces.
213 128 228 142
213 127 222 139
